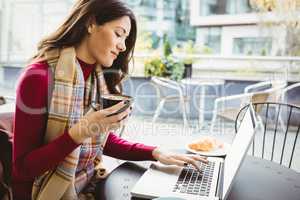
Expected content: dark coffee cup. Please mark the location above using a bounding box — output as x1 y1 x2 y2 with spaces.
101 94 133 116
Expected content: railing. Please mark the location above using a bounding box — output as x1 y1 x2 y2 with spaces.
1 54 300 82
130 53 300 82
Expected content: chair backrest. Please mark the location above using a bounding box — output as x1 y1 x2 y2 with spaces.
151 76 181 90
150 76 184 97
235 102 300 171
244 81 273 93
250 92 270 113
267 80 287 102
0 112 14 200
280 82 300 107
239 80 286 108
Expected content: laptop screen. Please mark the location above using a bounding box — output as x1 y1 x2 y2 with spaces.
222 105 257 199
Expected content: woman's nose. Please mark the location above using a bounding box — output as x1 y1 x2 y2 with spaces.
117 40 126 52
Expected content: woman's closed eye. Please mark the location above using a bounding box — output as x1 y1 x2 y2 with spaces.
115 31 123 38
115 31 128 40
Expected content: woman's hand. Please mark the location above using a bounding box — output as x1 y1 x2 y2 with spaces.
69 101 131 144
152 147 208 172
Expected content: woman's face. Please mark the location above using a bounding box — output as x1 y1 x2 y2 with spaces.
85 16 131 67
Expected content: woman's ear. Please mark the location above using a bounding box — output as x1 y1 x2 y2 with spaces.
87 16 97 34
87 25 94 34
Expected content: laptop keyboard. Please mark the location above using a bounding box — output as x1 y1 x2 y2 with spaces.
172 161 215 197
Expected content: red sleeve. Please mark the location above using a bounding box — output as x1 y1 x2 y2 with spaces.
12 62 79 180
103 133 157 161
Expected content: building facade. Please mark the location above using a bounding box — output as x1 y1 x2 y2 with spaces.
190 0 286 56
0 0 74 64
0 0 195 64
127 0 195 47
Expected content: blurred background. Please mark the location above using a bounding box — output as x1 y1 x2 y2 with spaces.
0 0 300 121
0 0 300 172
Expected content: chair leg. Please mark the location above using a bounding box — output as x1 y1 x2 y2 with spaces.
152 99 165 123
198 86 207 129
180 98 189 127
210 111 217 133
210 100 219 133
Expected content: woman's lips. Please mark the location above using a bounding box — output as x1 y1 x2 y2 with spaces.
111 52 118 59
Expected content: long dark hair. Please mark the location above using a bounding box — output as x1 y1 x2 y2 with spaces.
33 0 137 94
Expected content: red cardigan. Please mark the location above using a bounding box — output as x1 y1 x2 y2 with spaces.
12 59 156 199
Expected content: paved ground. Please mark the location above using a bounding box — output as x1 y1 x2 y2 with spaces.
105 115 300 173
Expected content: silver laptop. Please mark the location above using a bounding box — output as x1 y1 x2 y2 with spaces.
131 104 257 200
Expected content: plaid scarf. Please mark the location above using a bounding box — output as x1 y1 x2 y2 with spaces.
31 47 109 200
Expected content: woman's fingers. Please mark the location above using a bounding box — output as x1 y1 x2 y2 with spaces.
105 106 131 123
171 154 208 172
172 155 202 172
173 154 207 164
89 122 121 136
189 154 208 163
102 101 128 115
108 122 121 131
98 107 131 133
162 156 186 167
161 155 201 172
85 101 132 135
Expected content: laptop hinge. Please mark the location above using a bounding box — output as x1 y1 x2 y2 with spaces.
216 162 224 199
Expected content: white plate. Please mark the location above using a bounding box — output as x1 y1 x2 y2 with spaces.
186 142 230 157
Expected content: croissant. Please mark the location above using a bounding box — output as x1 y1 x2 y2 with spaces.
188 137 218 152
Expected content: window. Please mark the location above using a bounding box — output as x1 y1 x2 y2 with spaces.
163 0 176 20
140 0 156 8
128 0 195 45
127 0 142 6
0 0 73 95
200 0 253 16
233 37 272 56
199 27 221 54
226 0 252 14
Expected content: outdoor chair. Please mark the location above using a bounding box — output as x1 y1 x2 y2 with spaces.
280 82 300 106
151 76 189 126
0 111 13 200
235 102 300 171
0 96 15 199
273 82 300 132
210 80 287 133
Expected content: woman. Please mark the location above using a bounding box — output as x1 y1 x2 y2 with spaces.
12 0 207 199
